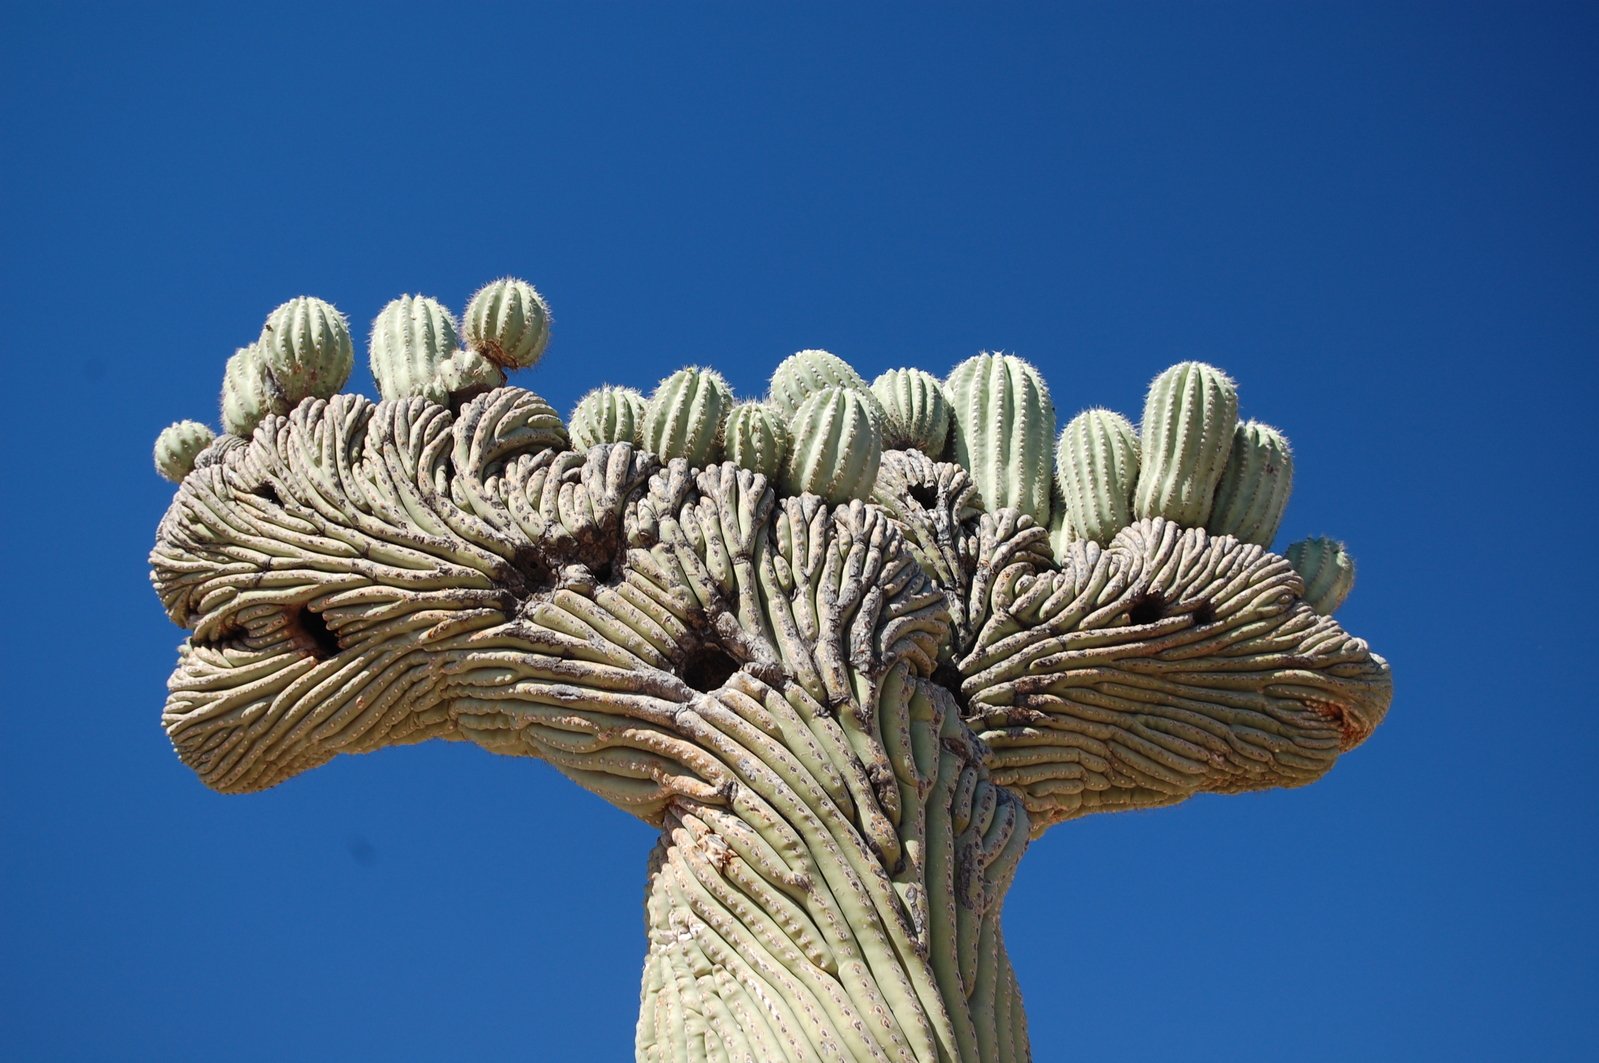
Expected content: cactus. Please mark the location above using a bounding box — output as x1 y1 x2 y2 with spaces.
436 347 507 402
642 366 733 466
781 386 882 504
219 343 286 437
465 277 551 370
257 296 354 403
723 402 792 481
871 368 951 457
153 420 216 483
369 295 460 403
767 349 868 418
571 386 647 450
1133 361 1238 527
1208 420 1294 547
946 352 1055 527
1286 536 1356 615
1055 408 1141 545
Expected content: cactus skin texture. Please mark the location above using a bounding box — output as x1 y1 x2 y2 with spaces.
1208 420 1294 547
871 368 951 457
781 386 883 503
642 366 733 466
946 352 1056 527
1133 361 1239 527
1055 408 1141 545
370 295 460 403
258 296 354 403
571 385 646 450
219 344 286 437
436 347 507 403
153 420 216 483
724 402 792 481
465 277 551 370
1286 536 1356 614
768 349 869 418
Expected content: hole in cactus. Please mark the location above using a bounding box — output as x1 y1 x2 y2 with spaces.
683 643 741 693
933 663 972 718
908 484 938 510
1128 591 1167 626
289 604 340 660
588 558 615 584
249 481 281 506
1193 600 1216 626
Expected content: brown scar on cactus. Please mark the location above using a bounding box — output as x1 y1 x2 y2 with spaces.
149 278 1392 1062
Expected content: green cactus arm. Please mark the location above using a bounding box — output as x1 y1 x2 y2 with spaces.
945 352 1055 528
150 289 1392 1062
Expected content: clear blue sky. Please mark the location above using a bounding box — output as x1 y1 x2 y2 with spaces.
3 3 1595 1060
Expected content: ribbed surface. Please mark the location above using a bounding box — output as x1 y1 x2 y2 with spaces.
871 368 951 456
1286 536 1355 615
369 294 459 402
571 385 646 449
768 349 868 418
258 296 354 402
219 344 285 437
723 402 791 480
1208 420 1294 547
153 420 216 483
1133 361 1238 526
643 367 732 466
945 353 1055 527
781 387 882 503
1054 407 1140 545
464 277 550 370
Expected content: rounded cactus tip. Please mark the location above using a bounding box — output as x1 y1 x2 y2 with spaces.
945 351 1056 527
258 296 354 403
1133 360 1239 528
642 366 734 467
724 402 793 481
781 385 883 505
1208 419 1294 548
1055 407 1140 545
154 420 216 483
571 385 647 450
465 277 551 371
768 348 869 418
369 294 460 403
871 367 951 457
1286 536 1356 615
220 343 286 438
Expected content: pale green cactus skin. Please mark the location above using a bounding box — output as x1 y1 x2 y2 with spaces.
1286 536 1356 615
1054 408 1141 545
219 344 285 437
768 348 869 418
258 296 354 402
1133 360 1239 527
723 401 791 481
151 284 1393 1063
642 366 733 466
946 352 1055 527
153 420 216 483
465 277 550 370
435 347 508 402
781 386 883 503
571 385 646 450
871 367 951 456
1208 420 1294 547
370 295 460 403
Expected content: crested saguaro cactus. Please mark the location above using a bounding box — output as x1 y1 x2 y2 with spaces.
148 279 1392 1063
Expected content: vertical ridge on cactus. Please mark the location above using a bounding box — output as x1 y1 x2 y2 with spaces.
465 277 551 370
148 280 1392 1063
1133 360 1239 527
871 367 952 457
1208 419 1294 547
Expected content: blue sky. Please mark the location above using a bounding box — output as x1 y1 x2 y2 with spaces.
3 3 1595 1059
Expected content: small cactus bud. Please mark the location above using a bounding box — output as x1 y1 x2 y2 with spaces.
1286 537 1356 615
724 402 792 481
1133 361 1239 527
435 348 507 404
220 344 287 437
768 349 868 418
570 385 646 450
258 296 354 403
464 277 551 370
781 386 882 504
1208 420 1294 547
370 295 459 403
1055 408 1140 545
871 368 951 457
1046 480 1075 560
946 352 1056 527
642 366 733 467
154 420 216 483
